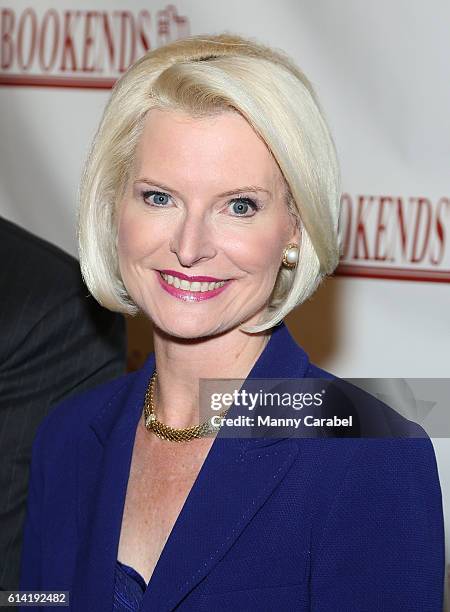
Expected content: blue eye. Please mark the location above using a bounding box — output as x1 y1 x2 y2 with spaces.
142 191 170 206
229 198 259 217
141 190 259 216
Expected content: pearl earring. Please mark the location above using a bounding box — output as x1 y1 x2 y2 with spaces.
282 243 299 269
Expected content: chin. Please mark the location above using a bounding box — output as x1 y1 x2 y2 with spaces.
156 313 249 341
155 318 221 340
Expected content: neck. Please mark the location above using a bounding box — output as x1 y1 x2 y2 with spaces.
150 325 271 429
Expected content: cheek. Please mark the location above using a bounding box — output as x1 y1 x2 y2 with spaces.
227 224 286 275
116 202 151 264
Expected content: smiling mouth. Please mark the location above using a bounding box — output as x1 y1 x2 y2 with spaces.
159 271 227 293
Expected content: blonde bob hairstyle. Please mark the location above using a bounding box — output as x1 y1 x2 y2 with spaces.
78 33 341 334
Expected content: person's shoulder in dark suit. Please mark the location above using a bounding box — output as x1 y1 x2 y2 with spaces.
0 216 127 591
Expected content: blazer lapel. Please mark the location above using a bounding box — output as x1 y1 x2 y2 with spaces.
72 322 310 612
143 435 299 611
71 357 156 611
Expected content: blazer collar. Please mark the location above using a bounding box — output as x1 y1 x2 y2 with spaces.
73 321 310 611
89 320 310 447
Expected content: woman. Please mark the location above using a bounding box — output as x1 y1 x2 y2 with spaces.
20 34 444 611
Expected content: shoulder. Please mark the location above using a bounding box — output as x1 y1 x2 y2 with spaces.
0 216 79 280
287 363 441 529
292 434 439 482
300 358 428 439
0 218 125 362
0 218 85 333
285 357 441 516
304 361 335 380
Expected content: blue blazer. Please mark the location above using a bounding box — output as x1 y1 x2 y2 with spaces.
20 322 444 611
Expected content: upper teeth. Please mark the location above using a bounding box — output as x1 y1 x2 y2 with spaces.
160 273 226 291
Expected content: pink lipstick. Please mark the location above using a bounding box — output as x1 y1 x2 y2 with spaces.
156 270 232 302
159 269 227 282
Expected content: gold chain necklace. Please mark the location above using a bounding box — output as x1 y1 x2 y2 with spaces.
143 370 230 442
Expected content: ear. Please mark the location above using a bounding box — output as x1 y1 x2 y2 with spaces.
288 216 301 245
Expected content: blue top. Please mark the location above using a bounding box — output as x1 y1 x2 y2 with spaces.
19 321 445 611
113 561 146 611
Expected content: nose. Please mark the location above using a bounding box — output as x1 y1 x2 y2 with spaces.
169 211 217 268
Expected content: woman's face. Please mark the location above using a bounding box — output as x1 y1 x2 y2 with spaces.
117 108 299 339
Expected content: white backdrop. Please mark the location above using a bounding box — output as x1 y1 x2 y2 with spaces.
1 0 449 606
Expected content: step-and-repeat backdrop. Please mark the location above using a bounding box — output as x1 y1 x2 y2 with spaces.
1 0 449 604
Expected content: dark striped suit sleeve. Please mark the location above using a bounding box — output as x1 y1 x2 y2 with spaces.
0 217 127 591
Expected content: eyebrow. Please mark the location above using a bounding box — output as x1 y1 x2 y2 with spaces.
134 177 272 198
